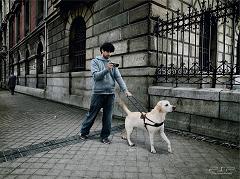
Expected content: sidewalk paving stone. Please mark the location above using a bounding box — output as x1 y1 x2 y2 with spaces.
0 90 239 179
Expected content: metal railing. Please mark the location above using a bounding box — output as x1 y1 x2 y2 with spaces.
153 0 240 89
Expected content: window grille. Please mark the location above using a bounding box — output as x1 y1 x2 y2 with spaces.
69 17 86 72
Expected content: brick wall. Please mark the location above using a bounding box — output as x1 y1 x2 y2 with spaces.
20 3 24 40
30 0 36 32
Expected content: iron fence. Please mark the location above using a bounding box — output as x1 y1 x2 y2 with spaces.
153 0 240 89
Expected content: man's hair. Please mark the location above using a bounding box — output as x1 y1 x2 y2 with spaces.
100 43 115 53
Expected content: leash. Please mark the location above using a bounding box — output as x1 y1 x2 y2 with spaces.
126 96 164 129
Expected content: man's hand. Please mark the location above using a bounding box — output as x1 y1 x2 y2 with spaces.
125 91 132 97
106 63 114 70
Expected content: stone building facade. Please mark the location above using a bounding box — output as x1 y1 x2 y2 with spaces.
0 0 239 143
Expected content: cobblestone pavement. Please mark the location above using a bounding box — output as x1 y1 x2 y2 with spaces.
0 90 239 179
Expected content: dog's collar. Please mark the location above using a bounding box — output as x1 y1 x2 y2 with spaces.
140 113 164 128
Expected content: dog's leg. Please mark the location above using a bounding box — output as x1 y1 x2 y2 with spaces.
160 131 172 153
149 131 156 153
126 127 135 147
121 129 127 140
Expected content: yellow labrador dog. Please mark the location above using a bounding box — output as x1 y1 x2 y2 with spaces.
120 99 176 153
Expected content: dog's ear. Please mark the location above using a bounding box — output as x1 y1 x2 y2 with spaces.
157 105 163 112
155 102 163 112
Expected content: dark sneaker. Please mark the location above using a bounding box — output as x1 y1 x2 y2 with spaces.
79 134 88 140
101 138 111 144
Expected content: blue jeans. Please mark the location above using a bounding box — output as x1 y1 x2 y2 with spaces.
80 94 115 139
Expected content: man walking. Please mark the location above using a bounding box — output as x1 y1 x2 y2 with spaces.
8 72 17 95
80 42 131 144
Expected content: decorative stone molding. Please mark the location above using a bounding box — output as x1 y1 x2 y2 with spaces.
64 6 94 50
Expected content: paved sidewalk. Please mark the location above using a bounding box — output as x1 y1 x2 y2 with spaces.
0 90 239 179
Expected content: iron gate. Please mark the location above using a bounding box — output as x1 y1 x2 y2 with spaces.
153 0 240 89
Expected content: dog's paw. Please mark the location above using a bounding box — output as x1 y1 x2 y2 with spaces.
151 149 156 154
129 143 135 147
168 146 172 153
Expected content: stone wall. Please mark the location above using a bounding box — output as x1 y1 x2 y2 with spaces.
148 86 240 143
43 0 155 109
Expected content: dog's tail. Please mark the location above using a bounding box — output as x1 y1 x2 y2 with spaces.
118 97 131 115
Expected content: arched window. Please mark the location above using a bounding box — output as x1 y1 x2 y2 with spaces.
24 0 30 34
69 17 86 72
25 49 29 86
37 42 43 74
9 55 14 75
9 20 14 47
4 60 6 83
16 12 20 42
25 49 29 75
199 11 217 71
17 53 20 76
36 0 44 25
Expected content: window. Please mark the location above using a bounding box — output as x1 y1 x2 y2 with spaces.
16 12 20 42
25 49 29 86
4 60 6 82
69 17 86 72
17 53 20 76
9 20 14 47
9 56 14 75
199 11 217 71
37 0 44 24
37 42 43 74
25 49 29 75
24 0 30 34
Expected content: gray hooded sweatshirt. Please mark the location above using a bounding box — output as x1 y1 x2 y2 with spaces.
91 56 128 94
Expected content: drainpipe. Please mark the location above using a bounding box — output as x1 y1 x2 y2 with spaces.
44 0 47 93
